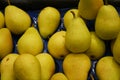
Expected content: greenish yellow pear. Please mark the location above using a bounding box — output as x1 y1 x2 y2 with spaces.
37 6 60 38
17 27 43 55
95 5 120 40
112 32 120 64
63 9 78 29
0 28 13 59
0 12 4 29
50 72 68 80
65 17 91 53
85 31 106 60
96 56 120 80
5 5 31 35
63 53 91 80
36 53 55 80
13 54 41 80
78 0 104 20
48 31 70 59
1 53 19 80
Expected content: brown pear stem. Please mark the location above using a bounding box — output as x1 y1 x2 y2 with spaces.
70 11 75 18
104 0 108 5
7 0 11 5
90 74 94 80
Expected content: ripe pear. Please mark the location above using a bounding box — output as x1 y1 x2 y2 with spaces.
0 28 13 59
37 6 60 39
65 17 91 53
95 5 120 40
48 31 70 59
5 5 31 35
36 53 55 80
96 56 120 80
17 27 43 55
1 53 19 80
78 0 104 20
63 9 78 29
85 31 106 60
50 72 68 80
0 12 4 29
13 53 41 80
63 53 91 80
112 32 120 64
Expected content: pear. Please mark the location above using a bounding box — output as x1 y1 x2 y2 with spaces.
48 31 70 59
13 53 41 80
63 9 78 29
95 5 120 40
17 27 43 55
50 72 68 80
65 17 91 53
63 53 91 80
78 0 104 20
37 6 60 39
5 5 31 35
0 28 13 59
1 53 19 80
96 56 120 80
36 53 55 80
0 12 4 29
112 32 120 64
85 31 106 60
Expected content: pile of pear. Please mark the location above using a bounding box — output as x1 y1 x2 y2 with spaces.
1 0 120 79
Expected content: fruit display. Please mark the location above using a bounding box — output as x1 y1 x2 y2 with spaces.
1 0 120 80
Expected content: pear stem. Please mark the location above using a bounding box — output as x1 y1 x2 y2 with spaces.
104 0 108 5
7 0 11 5
90 74 94 80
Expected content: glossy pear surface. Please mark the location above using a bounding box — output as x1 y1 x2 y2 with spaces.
38 6 60 38
5 5 31 34
0 12 4 29
50 73 68 80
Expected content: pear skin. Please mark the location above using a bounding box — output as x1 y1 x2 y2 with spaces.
1 53 19 80
50 72 68 80
0 12 4 29
0 28 13 59
48 31 70 59
85 31 106 60
95 5 120 40
5 5 31 35
17 27 43 55
37 6 60 38
113 32 120 64
65 17 91 53
13 54 41 80
96 56 120 80
78 0 104 20
63 9 78 29
36 53 55 80
63 53 91 80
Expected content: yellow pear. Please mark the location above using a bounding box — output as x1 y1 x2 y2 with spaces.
0 28 13 59
0 12 4 29
50 72 68 80
36 53 55 80
5 5 31 35
78 0 104 20
1 53 19 80
13 53 41 80
96 56 120 80
85 31 106 60
37 6 60 38
95 5 120 40
17 27 43 55
48 31 70 59
63 9 78 29
63 53 91 80
112 32 120 64
65 17 91 53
